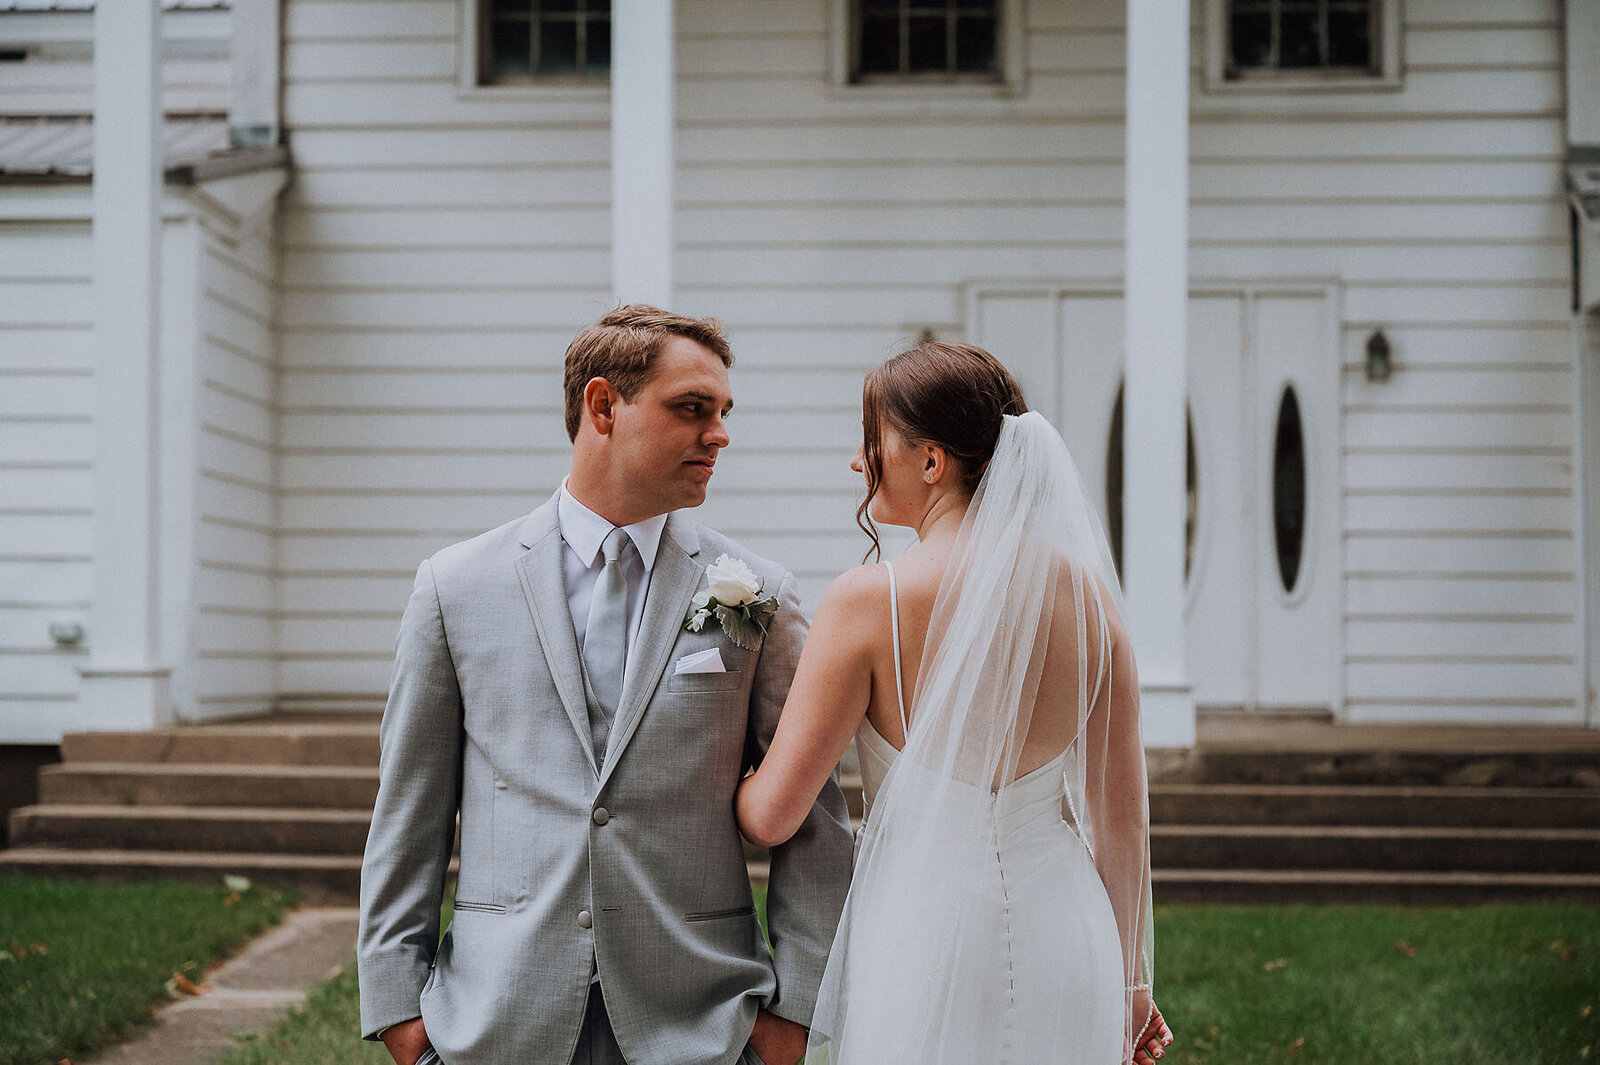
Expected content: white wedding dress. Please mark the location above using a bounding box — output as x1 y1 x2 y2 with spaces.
810 413 1155 1065
840 563 1126 1064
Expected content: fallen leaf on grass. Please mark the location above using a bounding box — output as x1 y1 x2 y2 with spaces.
167 971 209 997
31 942 48 955
1582 1005 1592 1019
223 874 252 893
1287 1037 1305 1057
1262 958 1289 972
1395 940 1418 957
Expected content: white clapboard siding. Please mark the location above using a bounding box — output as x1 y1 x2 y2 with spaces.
193 224 279 719
0 8 232 116
0 220 92 739
1346 576 1576 616
269 0 1580 722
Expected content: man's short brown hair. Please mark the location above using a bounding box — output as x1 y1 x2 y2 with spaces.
562 304 734 441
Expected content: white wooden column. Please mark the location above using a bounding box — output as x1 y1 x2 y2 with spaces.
82 0 172 729
1571 0 1600 727
1123 0 1196 747
611 0 674 306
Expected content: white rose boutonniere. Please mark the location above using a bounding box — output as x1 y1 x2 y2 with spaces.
685 554 781 651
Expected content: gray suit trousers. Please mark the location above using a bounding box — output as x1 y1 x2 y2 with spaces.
569 984 764 1065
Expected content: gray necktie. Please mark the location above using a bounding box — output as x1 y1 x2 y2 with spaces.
582 528 632 760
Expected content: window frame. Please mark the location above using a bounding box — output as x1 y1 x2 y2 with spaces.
828 0 1027 97
460 0 613 98
1201 0 1403 94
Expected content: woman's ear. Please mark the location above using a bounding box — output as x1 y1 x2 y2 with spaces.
583 377 617 436
923 445 948 485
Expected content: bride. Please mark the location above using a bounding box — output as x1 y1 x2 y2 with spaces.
736 341 1173 1064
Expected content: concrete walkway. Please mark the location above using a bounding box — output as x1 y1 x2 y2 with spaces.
84 907 359 1065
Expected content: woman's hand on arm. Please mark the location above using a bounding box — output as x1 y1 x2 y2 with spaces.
1129 993 1172 1064
735 566 884 848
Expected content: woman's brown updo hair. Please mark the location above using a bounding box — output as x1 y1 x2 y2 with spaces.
857 340 1029 561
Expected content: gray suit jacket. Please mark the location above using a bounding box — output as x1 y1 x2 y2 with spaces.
357 496 853 1065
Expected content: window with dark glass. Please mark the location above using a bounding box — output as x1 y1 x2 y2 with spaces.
1271 385 1306 594
855 0 1000 80
1105 382 1199 583
1227 0 1376 77
483 0 611 83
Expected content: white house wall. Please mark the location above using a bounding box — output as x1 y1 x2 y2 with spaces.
0 8 233 117
0 216 93 743
271 0 1578 722
0 187 280 741
191 217 280 719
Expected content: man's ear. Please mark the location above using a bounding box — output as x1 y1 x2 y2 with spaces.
584 377 618 436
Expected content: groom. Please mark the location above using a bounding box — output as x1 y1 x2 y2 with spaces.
357 305 854 1065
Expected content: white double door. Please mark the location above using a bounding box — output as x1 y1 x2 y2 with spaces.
972 286 1341 714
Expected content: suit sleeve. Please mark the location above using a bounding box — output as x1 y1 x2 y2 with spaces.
357 557 464 1040
746 571 855 1028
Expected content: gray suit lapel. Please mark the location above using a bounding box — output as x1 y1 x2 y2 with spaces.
599 513 702 785
515 498 601 778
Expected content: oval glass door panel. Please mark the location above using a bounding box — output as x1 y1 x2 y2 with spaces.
1271 385 1306 594
1105 381 1198 582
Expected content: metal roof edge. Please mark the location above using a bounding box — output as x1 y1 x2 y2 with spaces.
166 143 289 186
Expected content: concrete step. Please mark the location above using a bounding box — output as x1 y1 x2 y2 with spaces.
1149 783 1600 828
9 804 372 855
0 846 371 903
1151 823 1600 874
1194 748 1600 788
39 762 381 809
1152 867 1600 904
60 724 380 767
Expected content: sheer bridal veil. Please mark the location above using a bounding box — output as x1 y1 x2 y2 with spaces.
807 411 1155 1064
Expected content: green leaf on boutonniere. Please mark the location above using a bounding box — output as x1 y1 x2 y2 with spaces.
715 603 768 651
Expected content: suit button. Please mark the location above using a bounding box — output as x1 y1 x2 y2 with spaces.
592 807 610 825
577 910 593 929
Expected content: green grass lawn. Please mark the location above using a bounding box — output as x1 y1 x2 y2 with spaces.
1154 903 1599 1064
0 874 293 1065
220 895 1598 1065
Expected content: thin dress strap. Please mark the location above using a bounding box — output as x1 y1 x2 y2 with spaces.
885 561 909 738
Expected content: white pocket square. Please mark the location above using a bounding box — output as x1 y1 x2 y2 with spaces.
673 648 727 675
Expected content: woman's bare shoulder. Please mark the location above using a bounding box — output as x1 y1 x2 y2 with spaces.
816 561 892 619
1048 550 1130 644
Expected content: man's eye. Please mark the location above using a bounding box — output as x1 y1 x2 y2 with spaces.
682 403 702 415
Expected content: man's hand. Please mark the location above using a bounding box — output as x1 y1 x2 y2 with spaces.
747 1009 808 1065
379 1016 431 1065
